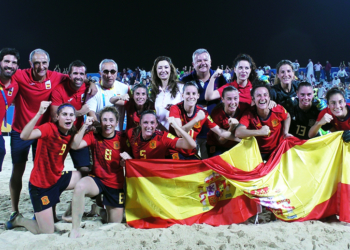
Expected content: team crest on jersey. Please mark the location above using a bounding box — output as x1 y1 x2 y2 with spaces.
149 140 157 149
41 196 50 206
208 115 214 123
7 87 13 96
308 119 316 127
271 119 279 127
194 121 201 129
81 94 85 103
167 133 175 139
114 141 120 149
172 153 179 160
45 80 51 89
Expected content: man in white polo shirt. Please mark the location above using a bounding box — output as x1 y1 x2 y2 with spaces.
87 59 129 131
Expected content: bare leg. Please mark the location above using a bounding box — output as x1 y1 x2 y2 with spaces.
11 208 55 234
62 171 82 223
106 206 123 223
70 177 99 238
9 162 26 212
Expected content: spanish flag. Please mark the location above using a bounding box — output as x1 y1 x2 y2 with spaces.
125 132 350 228
125 159 258 228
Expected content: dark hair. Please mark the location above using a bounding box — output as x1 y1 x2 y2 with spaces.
99 106 119 124
274 60 294 85
132 84 154 111
250 80 271 98
68 60 87 74
57 103 76 115
56 103 76 134
297 81 312 91
183 81 199 93
0 48 20 65
325 87 346 103
150 56 181 101
222 86 238 98
132 110 157 144
232 53 257 83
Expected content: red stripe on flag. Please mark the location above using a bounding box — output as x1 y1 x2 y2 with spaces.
126 159 210 178
203 137 307 181
127 195 258 228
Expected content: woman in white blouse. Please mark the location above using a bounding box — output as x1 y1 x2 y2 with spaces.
150 56 184 131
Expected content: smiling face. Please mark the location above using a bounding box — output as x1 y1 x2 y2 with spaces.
101 111 117 137
133 87 147 106
57 107 76 133
69 66 86 90
222 90 239 114
0 55 18 79
277 64 294 86
183 85 199 108
297 86 313 110
30 53 49 80
156 60 171 81
234 60 251 83
328 93 347 118
141 113 158 140
192 53 211 74
253 87 270 110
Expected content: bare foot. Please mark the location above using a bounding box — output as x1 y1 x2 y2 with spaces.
62 203 72 223
69 229 81 238
83 204 99 217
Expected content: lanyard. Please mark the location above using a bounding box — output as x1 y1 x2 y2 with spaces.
100 81 116 106
0 86 9 126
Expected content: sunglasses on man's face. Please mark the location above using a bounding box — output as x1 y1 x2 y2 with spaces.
103 69 117 75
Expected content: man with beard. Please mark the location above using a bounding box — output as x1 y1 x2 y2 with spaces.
50 60 91 175
0 48 20 172
180 48 226 159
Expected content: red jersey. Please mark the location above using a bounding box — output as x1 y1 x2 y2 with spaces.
124 99 155 131
239 105 288 154
0 79 19 135
12 69 68 132
169 102 217 156
217 80 252 105
30 122 72 188
51 80 87 129
316 105 350 131
83 131 128 189
207 102 250 148
127 128 178 159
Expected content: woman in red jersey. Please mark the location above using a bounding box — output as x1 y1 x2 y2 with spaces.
110 83 154 131
206 86 251 157
235 82 292 161
205 54 258 105
309 87 350 141
121 110 196 160
69 106 129 238
6 101 82 234
169 81 240 159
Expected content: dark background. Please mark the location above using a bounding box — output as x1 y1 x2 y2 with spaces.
1 0 349 72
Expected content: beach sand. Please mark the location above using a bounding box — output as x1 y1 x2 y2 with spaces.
1 136 350 250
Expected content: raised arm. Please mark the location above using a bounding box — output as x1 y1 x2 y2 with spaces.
71 116 93 150
205 68 223 101
180 110 206 133
110 94 129 105
235 124 270 139
20 101 51 140
168 117 196 150
283 113 293 138
308 113 333 138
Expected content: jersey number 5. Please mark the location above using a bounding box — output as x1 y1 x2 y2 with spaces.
105 149 112 161
140 150 146 159
59 144 67 155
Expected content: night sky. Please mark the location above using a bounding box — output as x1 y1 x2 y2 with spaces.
2 1 349 72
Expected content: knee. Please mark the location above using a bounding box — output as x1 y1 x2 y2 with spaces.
74 182 87 196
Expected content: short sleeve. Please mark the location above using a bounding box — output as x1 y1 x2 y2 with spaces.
205 114 218 129
82 131 95 146
163 132 179 150
239 110 251 127
169 105 181 118
37 123 52 139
